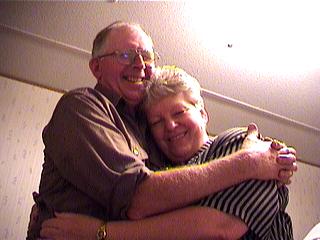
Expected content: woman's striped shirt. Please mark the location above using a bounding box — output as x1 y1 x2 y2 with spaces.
187 127 293 240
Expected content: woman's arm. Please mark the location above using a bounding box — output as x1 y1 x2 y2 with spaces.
41 207 248 240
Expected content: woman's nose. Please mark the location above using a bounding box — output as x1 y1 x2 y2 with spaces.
165 118 178 130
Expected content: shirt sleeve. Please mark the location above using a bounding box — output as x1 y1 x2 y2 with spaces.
42 89 150 219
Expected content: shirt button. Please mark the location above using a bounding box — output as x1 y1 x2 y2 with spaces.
133 147 139 156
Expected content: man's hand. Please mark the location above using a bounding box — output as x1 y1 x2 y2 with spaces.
268 137 297 185
242 123 297 184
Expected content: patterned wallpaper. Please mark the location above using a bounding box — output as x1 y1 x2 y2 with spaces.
287 162 320 239
0 76 319 239
0 76 62 239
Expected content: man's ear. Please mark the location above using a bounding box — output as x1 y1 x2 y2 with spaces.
89 58 102 80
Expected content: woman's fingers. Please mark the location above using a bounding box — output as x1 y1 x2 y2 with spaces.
278 169 295 185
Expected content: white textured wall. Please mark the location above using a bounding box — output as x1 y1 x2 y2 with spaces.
287 162 320 239
0 76 62 239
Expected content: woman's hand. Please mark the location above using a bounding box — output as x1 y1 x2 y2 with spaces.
40 212 102 240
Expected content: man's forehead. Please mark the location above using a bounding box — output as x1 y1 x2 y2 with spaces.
105 25 153 50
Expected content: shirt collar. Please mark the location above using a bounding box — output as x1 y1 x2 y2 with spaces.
94 83 141 119
186 138 213 166
94 83 121 107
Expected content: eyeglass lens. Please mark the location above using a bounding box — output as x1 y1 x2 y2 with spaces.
118 50 155 65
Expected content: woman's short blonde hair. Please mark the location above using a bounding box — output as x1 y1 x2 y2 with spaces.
142 66 204 110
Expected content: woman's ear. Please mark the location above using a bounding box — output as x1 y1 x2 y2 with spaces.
89 58 102 80
200 107 209 124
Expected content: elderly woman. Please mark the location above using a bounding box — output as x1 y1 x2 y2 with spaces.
142 66 293 240
39 66 295 240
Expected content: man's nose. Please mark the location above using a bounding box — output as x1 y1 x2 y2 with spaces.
132 54 146 68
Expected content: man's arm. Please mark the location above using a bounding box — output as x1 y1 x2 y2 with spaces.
42 91 151 219
127 123 297 219
40 207 248 240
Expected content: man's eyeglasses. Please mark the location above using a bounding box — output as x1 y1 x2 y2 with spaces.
98 49 159 65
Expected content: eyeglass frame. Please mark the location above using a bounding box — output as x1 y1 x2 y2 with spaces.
97 48 160 65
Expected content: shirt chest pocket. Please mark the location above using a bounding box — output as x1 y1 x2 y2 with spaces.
130 144 148 162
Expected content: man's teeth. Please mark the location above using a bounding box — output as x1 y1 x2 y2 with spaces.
126 77 143 83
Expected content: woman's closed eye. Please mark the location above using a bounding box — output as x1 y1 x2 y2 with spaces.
173 108 189 117
150 119 162 127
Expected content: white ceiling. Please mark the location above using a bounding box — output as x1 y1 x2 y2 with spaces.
0 1 319 166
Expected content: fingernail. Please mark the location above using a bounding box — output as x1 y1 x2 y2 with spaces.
277 155 290 159
279 148 290 154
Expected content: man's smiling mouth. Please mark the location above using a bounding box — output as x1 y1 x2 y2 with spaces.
124 76 144 84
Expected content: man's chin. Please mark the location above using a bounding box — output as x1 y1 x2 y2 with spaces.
120 83 145 105
123 94 144 106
